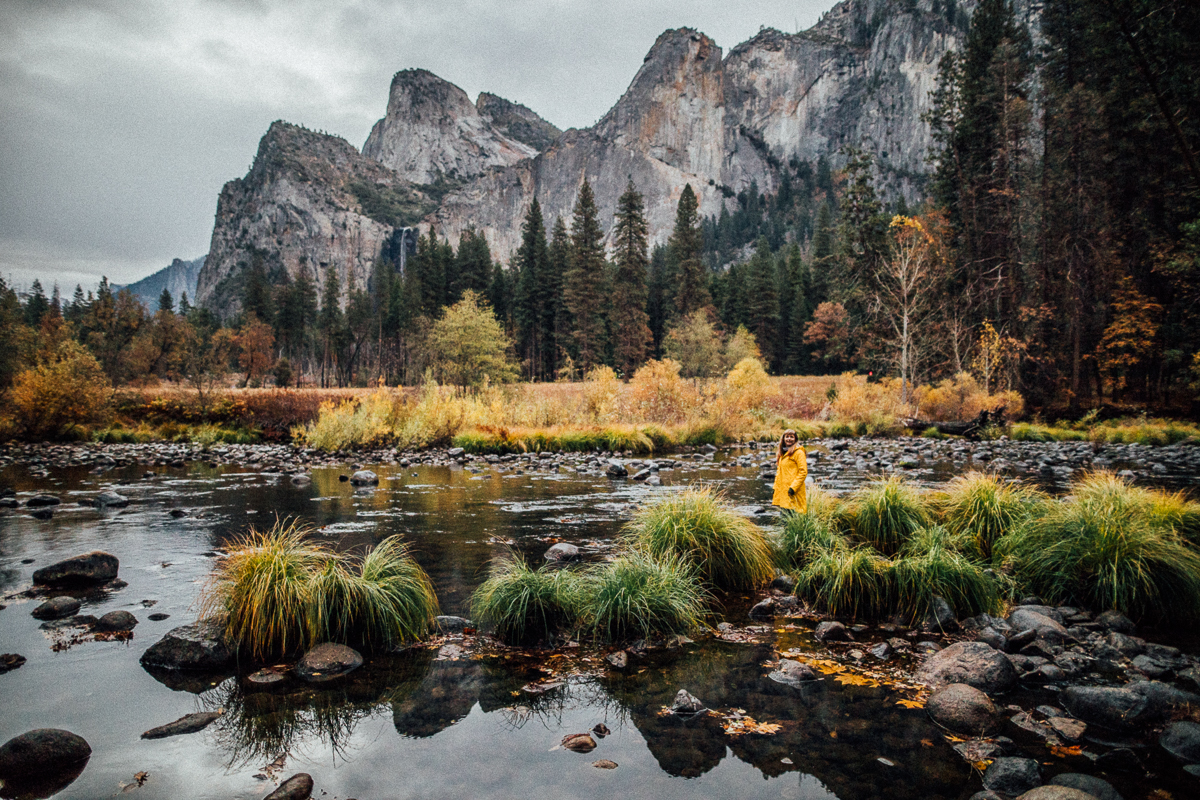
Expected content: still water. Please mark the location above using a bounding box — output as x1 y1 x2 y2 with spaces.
0 449 1183 799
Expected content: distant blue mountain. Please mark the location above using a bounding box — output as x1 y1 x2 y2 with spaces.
120 255 205 309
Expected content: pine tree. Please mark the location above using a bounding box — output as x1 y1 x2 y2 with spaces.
669 184 711 318
24 279 49 327
744 237 780 367
453 228 493 300
317 265 343 387
563 180 608 371
243 255 274 323
610 180 652 376
158 288 174 314
547 217 571 375
646 244 669 357
514 199 552 378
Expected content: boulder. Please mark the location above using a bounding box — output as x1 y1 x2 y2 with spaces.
926 683 999 736
95 610 138 632
1160 720 1200 764
748 599 776 619
977 626 1007 651
0 653 27 674
915 641 1019 693
295 643 363 683
24 494 61 508
32 551 119 586
435 615 472 634
593 759 618 769
1007 608 1071 643
140 621 235 671
348 470 378 486
982 757 1040 795
770 574 796 593
670 689 705 714
605 459 628 478
31 596 81 620
769 659 818 686
1016 789 1098 800
93 491 129 508
921 595 959 632
264 773 314 800
606 651 628 670
141 711 223 739
1095 610 1135 633
1061 686 1148 730
561 733 597 752
814 621 850 642
544 542 580 562
1050 774 1124 800
0 728 91 781
1046 717 1087 743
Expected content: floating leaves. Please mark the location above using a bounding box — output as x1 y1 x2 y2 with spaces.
834 672 880 687
895 699 925 709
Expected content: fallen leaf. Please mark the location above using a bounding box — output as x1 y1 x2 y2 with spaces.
834 672 880 687
896 699 925 709
1050 745 1083 758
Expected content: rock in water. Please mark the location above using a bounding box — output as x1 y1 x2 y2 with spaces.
296 643 363 683
0 653 27 673
1016 788 1100 800
1061 686 1149 731
1160 720 1200 764
915 641 1018 693
263 772 314 800
141 712 223 739
32 551 119 586
769 659 818 686
24 494 61 508
140 621 234 671
31 596 82 620
982 757 1040 795
814 621 850 642
435 615 472 634
926 683 999 736
1049 774 1125 800
349 470 378 486
93 491 129 508
95 610 138 632
670 689 705 714
605 459 628 478
561 733 597 752
0 729 91 791
544 542 580 562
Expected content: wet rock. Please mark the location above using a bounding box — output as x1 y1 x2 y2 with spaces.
645 474 661 486
246 669 287 690
769 659 817 686
670 689 705 714
263 773 314 800
869 642 892 660
544 542 580 562
592 759 618 769
592 723 610 737
435 615 472 633
93 491 129 508
1105 632 1143 656
32 551 119 586
983 757 1040 795
921 595 959 632
977 626 1007 651
140 621 234 671
814 621 850 642
1047 717 1087 743
1050 773 1123 800
748 598 776 619
31 596 81 620
95 610 138 632
605 459 628 478
927 683 999 736
0 728 91 783
1006 628 1037 651
1095 610 1135 633
1160 721 1200 764
24 494 61 508
770 573 796 593
348 470 378 486
141 711 223 739
916 641 1019 693
148 612 170 621
31 507 54 519
40 614 97 630
1095 747 1140 772
1132 654 1171 679
632 468 651 481
1016 788 1098 800
561 733 597 752
169 509 187 518
296 643 363 683
1061 686 1148 730
0 653 27 674
606 651 628 670
955 740 1006 763
1008 608 1071 643
916 640 943 654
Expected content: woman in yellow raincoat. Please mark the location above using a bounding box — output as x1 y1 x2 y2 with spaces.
772 429 807 513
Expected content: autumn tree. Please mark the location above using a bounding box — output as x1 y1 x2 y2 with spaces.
1097 276 1162 400
610 181 652 376
426 290 519 388
9 340 112 439
663 310 723 379
235 315 276 386
803 302 851 371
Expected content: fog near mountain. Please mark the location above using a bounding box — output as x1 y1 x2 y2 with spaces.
0 0 836 292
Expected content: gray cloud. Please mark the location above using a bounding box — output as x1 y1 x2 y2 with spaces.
0 0 838 290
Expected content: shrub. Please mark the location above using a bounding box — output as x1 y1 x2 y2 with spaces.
828 372 912 428
774 488 847 569
470 557 581 645
936 472 1045 560
307 537 439 650
582 366 620 421
581 551 709 642
303 389 399 451
624 487 774 591
723 357 779 412
9 340 112 439
845 476 931 556
996 473 1200 621
891 526 1002 620
794 546 894 619
916 372 1025 421
627 359 698 424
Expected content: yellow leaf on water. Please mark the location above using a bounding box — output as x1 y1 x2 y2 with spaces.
834 672 880 687
895 699 925 709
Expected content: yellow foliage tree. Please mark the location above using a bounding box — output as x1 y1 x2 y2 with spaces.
1097 276 1162 396
9 340 112 438
427 291 519 389
628 359 698 423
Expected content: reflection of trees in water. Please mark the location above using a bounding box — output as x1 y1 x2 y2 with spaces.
202 649 434 767
599 641 969 799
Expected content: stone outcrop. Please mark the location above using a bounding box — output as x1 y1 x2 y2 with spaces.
195 121 431 319
476 93 562 152
362 70 540 184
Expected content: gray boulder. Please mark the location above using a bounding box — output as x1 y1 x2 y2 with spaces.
95 610 138 632
605 459 628 477
1160 720 1200 764
140 621 234 671
296 643 363 683
1095 610 1135 633
670 689 705 714
349 470 378 486
141 711 223 739
435 615 472 634
32 551 119 586
769 659 818 686
544 542 580 562
24 494 61 508
915 641 1019 693
264 773 314 800
926 683 999 736
31 596 81 620
1061 686 1149 730
1007 608 1071 642
921 595 959 632
0 728 91 782
93 491 129 508
983 757 1040 795
814 621 850 642
1016 788 1098 800
1050 773 1124 800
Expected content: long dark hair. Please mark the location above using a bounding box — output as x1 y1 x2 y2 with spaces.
776 429 800 464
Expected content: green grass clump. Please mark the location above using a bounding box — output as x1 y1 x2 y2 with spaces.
201 521 438 660
470 557 581 645
892 526 1002 621
996 473 1200 621
774 488 847 569
581 551 709 642
794 545 893 619
201 521 329 661
625 487 775 591
845 476 932 556
307 537 439 650
936 472 1045 560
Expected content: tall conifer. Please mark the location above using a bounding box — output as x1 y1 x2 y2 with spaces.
564 180 607 372
611 180 652 376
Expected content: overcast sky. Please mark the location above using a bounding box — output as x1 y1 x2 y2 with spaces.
0 0 839 292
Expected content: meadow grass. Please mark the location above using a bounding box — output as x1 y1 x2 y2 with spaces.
469 556 582 645
624 486 775 591
1009 418 1200 445
580 551 710 643
934 472 1046 560
995 472 1200 620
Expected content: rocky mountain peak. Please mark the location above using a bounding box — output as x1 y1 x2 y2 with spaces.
476 92 562 152
362 69 539 184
